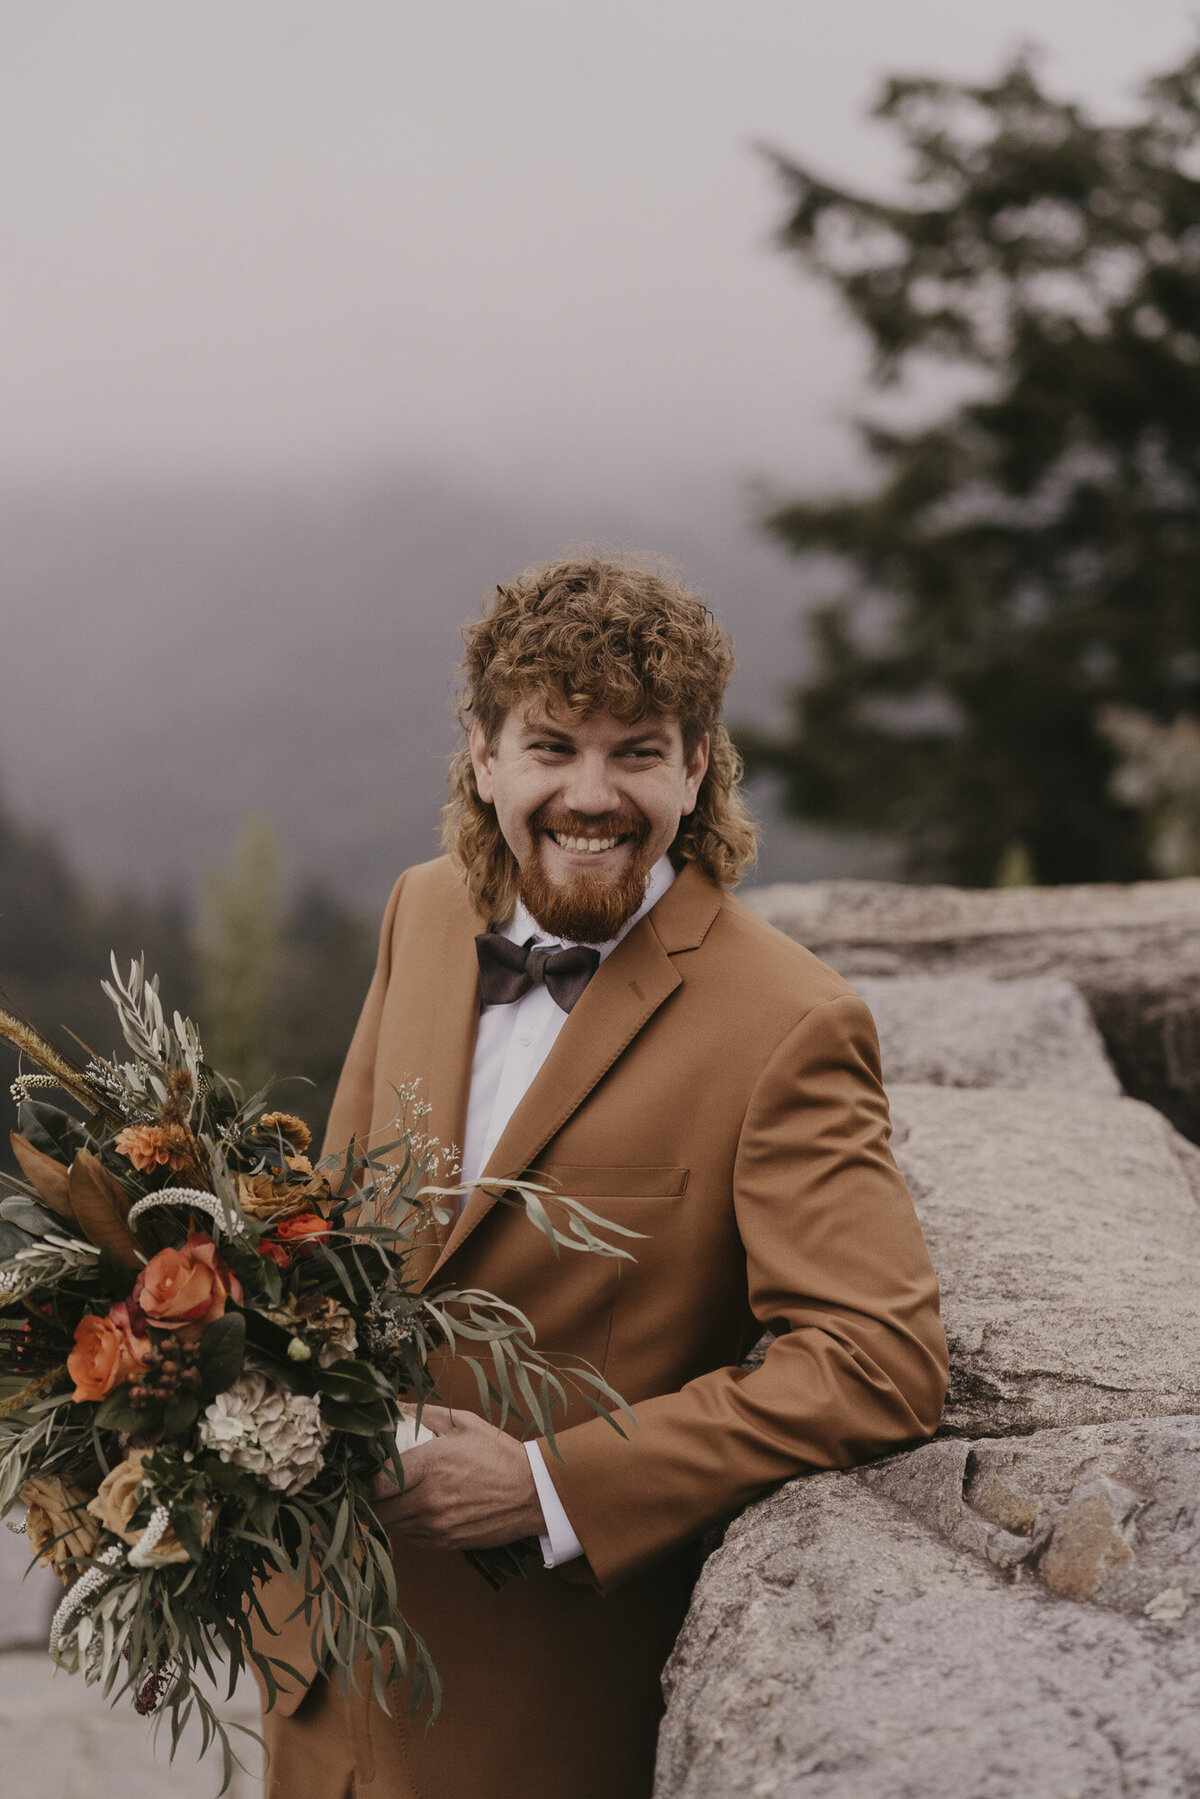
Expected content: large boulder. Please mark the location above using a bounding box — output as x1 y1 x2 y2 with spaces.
887 1084 1200 1436
658 1417 1200 1799
855 975 1120 1095
746 878 1200 1141
746 877 1200 975
659 942 1200 1797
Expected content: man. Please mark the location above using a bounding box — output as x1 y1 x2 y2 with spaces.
258 557 947 1799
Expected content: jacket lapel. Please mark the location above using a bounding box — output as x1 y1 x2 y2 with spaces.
401 876 484 1284
424 863 722 1281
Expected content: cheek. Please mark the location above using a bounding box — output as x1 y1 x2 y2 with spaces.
496 778 552 835
642 791 684 843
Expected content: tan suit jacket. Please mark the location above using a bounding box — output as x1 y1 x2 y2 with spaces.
257 856 947 1799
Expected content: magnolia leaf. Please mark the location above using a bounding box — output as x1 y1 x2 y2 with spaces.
163 1396 200 1438
317 1394 394 1434
171 1503 207 1564
95 1385 148 1432
315 1357 392 1400
197 1312 246 1401
0 1195 59 1241
95 1247 138 1299
16 1100 90 1164
0 1220 34 1259
67 1153 144 1268
9 1134 75 1221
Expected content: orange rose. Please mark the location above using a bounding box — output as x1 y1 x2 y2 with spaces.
273 1212 330 1244
258 1239 292 1269
67 1301 152 1403
131 1232 243 1329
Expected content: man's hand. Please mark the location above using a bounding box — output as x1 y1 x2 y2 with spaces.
371 1406 547 1551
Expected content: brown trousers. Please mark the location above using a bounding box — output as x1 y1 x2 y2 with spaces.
260 1535 697 1799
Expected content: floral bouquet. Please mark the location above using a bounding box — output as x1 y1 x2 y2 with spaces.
0 960 634 1787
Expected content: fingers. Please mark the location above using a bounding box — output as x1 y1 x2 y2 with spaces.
398 1403 466 1436
371 1419 542 1550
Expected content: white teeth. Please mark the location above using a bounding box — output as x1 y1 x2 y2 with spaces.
552 833 618 854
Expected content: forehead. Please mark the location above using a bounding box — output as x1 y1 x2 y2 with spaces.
507 698 682 745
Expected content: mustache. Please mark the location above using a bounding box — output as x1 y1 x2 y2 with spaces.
530 807 650 843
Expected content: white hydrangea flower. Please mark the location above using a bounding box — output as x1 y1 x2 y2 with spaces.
198 1372 329 1495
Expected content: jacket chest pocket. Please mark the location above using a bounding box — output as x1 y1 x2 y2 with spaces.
535 1164 690 1201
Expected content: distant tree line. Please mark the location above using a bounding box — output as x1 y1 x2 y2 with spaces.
745 44 1200 885
0 793 376 1174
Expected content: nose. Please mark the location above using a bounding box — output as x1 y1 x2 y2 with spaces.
562 751 622 817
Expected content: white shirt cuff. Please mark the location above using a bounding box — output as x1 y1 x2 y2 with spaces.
523 1440 584 1568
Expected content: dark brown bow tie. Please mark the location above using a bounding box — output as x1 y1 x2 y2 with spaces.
475 934 601 1014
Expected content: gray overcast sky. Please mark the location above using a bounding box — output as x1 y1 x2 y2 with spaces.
4 2 1200 908
3 1 1198 511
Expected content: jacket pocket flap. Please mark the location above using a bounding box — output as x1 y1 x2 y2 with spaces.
533 1164 689 1200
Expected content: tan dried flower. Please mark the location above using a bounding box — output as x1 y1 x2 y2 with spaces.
289 1294 358 1368
114 1123 190 1175
21 1474 100 1585
259 1112 312 1152
284 1154 332 1203
86 1449 213 1566
236 1172 309 1222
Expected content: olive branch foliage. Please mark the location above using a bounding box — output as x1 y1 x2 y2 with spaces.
0 961 640 1793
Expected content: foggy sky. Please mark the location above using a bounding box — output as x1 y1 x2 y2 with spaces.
4 1 1195 508
3 2 1197 910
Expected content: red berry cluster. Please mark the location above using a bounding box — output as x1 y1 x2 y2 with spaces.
128 1334 202 1408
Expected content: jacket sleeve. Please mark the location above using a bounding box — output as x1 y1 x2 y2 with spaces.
538 992 948 1593
320 872 407 1168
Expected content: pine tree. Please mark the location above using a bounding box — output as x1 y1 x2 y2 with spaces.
748 49 1200 884
194 814 284 1095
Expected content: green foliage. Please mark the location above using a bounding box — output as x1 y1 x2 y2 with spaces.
748 47 1200 884
18 1099 90 1163
0 788 194 1174
194 815 284 1095
0 795 377 1180
196 1314 246 1402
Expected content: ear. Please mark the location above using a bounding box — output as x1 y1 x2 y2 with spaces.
679 733 709 817
469 720 495 804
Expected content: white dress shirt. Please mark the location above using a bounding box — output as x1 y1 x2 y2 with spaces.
461 855 677 1567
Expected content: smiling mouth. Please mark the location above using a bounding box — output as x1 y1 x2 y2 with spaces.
546 831 628 855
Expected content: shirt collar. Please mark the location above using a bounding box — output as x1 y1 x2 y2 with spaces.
505 856 677 962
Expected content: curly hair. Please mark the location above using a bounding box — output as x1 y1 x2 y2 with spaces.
441 556 758 919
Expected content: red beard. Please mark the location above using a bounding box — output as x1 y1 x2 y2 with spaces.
518 808 655 944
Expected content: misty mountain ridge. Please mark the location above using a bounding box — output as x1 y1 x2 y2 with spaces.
1 468 892 918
